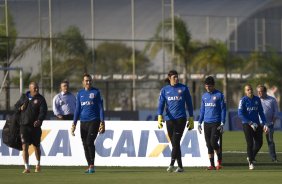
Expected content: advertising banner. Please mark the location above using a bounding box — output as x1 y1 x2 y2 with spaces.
0 121 210 166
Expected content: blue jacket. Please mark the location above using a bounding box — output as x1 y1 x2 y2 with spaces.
157 83 193 121
73 87 104 125
238 95 266 125
198 89 226 125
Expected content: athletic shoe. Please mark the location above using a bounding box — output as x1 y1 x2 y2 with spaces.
272 159 278 163
166 166 174 172
22 169 30 174
85 166 95 174
206 166 216 170
35 165 41 173
216 165 222 170
174 167 184 173
249 163 254 170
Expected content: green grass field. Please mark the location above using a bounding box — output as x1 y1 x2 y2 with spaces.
1 131 282 184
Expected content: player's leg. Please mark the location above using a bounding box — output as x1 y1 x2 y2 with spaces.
80 123 91 168
85 121 100 173
166 120 175 172
32 127 42 172
20 125 31 173
266 127 277 161
174 118 186 172
210 123 222 169
253 125 263 159
243 124 255 169
204 123 215 169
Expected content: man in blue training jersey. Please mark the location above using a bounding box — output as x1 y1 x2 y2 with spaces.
71 73 105 173
257 85 279 162
157 70 194 173
198 76 226 170
238 84 269 170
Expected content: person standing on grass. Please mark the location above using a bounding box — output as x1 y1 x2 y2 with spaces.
71 73 105 174
238 84 269 170
157 70 194 173
15 82 47 173
198 76 226 170
257 85 279 162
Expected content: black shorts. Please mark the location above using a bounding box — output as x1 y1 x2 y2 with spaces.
20 125 42 147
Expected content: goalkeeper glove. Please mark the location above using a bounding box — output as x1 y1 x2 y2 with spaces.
187 117 194 130
198 124 202 134
217 122 224 134
99 122 105 134
71 123 76 136
249 122 258 132
158 115 163 129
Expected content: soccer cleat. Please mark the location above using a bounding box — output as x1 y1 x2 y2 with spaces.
22 169 30 174
166 166 174 172
35 165 41 173
206 166 216 170
216 165 222 170
85 166 95 174
174 167 184 173
249 163 255 170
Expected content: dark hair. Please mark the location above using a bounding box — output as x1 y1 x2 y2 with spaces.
83 73 92 80
257 84 267 93
204 76 215 85
164 70 178 84
61 80 69 85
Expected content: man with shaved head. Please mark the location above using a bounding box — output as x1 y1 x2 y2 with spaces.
15 81 47 173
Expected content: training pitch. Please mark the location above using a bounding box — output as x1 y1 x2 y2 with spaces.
0 131 282 184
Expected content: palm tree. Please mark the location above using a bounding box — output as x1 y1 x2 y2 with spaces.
145 16 209 85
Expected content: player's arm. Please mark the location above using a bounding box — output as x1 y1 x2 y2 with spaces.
34 97 48 127
184 86 194 117
220 93 226 125
73 92 81 126
157 89 166 129
198 97 205 134
258 99 266 125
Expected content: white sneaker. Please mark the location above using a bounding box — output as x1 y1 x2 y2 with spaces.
249 163 255 170
174 167 184 173
167 166 174 172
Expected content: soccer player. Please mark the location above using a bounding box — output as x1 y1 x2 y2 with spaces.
71 73 105 173
257 85 279 162
15 82 47 173
157 70 194 173
198 76 226 170
238 84 268 170
53 80 76 120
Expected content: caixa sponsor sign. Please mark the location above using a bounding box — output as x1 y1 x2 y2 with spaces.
0 121 210 166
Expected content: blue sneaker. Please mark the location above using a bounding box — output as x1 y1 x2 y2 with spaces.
85 166 95 174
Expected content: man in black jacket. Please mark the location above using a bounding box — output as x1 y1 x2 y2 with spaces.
15 82 47 174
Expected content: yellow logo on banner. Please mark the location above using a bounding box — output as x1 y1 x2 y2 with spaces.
28 129 51 156
149 134 170 157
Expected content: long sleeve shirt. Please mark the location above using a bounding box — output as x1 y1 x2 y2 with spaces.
157 83 193 121
198 89 226 125
52 92 76 116
238 95 266 125
73 87 105 125
260 95 278 126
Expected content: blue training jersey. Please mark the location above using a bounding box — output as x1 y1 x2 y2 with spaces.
157 83 193 121
73 87 105 125
198 89 226 125
238 95 266 125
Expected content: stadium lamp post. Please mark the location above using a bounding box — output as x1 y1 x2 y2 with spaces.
91 0 95 73
131 0 136 111
48 0 54 105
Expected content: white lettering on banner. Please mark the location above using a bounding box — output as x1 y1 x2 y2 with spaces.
0 121 210 166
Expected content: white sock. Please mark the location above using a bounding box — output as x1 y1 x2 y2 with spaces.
37 160 40 166
24 163 30 170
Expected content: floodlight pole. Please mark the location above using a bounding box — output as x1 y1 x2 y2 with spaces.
131 0 136 111
49 0 54 105
91 0 95 73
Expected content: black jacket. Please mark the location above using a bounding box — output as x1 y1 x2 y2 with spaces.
15 92 48 126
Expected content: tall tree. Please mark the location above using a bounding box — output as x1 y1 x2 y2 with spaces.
145 16 209 85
